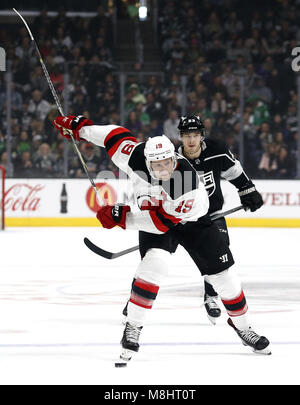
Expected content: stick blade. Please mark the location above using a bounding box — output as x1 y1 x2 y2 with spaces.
83 237 114 259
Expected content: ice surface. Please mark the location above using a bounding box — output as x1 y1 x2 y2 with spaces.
0 226 299 385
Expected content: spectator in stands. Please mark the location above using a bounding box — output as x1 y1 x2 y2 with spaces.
221 65 235 93
258 143 278 178
125 111 142 134
135 102 150 126
211 92 227 117
259 122 273 149
95 36 112 63
30 66 49 95
76 143 101 178
52 140 67 178
34 143 57 178
276 146 296 179
224 11 244 36
52 26 73 51
129 84 146 105
285 102 297 133
28 90 52 121
206 38 226 64
196 98 214 122
89 5 112 43
203 11 223 38
248 78 272 105
146 119 162 138
251 98 270 127
273 131 286 154
227 39 250 64
271 113 286 134
15 150 35 177
31 134 43 156
15 36 35 61
72 92 88 115
244 29 263 63
163 110 180 143
17 130 31 155
144 92 165 122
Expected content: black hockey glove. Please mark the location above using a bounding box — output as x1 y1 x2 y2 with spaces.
238 182 263 212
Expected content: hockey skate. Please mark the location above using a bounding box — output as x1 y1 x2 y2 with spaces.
204 294 221 325
115 321 143 367
227 318 271 355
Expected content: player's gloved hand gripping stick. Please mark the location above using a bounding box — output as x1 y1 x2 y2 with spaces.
238 181 263 212
13 9 103 206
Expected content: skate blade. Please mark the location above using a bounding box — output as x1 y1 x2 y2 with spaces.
251 346 272 355
207 314 217 325
242 342 272 355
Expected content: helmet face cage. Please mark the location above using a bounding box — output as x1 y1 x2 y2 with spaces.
178 115 206 138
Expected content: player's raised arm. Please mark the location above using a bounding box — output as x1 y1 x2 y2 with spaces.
53 115 137 174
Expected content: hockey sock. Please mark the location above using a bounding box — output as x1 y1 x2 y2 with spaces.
222 291 250 330
127 278 160 324
205 269 250 329
221 290 248 317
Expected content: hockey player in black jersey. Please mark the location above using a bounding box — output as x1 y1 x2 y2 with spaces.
176 114 263 324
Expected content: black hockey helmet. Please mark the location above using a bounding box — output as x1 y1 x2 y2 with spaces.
177 114 206 137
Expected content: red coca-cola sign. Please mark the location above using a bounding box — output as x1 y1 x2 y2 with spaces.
3 183 44 211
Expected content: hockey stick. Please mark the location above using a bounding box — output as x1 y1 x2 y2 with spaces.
84 237 139 259
84 204 245 259
13 8 103 205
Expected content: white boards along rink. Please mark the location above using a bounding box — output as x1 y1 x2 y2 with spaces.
3 178 300 227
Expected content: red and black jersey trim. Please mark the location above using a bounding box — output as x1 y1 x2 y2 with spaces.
150 207 182 233
104 127 137 158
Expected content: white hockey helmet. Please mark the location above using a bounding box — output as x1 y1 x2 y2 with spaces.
144 135 177 179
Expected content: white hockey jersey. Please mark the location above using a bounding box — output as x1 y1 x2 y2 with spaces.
79 125 209 234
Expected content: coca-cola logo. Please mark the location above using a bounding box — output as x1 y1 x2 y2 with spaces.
86 182 117 212
2 183 44 211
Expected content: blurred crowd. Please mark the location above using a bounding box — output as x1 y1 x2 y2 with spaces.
157 0 298 178
0 0 299 179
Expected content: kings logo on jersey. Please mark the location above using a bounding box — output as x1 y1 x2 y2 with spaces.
199 171 216 197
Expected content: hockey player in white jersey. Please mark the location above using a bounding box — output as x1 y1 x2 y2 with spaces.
53 115 271 363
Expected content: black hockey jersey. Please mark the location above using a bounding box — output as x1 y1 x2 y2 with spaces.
177 139 250 214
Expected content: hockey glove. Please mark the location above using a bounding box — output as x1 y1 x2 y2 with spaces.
96 204 131 230
238 181 263 212
53 115 93 141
